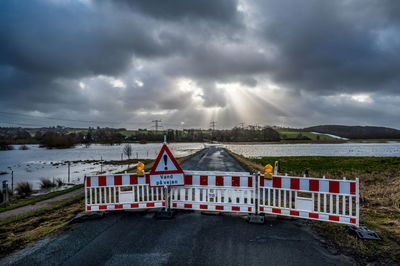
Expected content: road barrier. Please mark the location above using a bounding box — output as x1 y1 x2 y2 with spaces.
258 175 359 226
85 174 165 211
170 171 256 213
85 172 359 226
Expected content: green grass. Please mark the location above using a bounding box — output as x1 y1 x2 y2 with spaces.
119 130 137 137
66 129 88 135
0 184 83 213
252 156 400 177
279 131 341 141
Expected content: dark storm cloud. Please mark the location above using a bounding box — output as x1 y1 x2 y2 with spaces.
255 0 400 95
113 0 240 23
0 0 400 129
0 0 189 77
0 0 201 116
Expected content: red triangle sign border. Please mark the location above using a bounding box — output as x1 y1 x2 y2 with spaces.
149 144 183 175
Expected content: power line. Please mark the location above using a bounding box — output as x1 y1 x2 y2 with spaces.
152 120 162 131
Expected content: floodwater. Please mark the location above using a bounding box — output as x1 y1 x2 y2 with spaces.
0 143 205 190
1 142 399 190
224 142 400 158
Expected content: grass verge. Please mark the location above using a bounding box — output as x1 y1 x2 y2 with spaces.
0 195 84 258
0 185 83 214
227 151 400 264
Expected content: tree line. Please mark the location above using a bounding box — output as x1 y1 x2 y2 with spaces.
0 126 281 149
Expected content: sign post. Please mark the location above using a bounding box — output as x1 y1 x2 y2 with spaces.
2 180 9 204
149 141 184 218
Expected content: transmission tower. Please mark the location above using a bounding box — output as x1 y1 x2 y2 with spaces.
210 121 217 131
152 120 162 131
239 122 245 129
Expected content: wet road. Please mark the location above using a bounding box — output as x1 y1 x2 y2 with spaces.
1 147 355 265
180 146 247 172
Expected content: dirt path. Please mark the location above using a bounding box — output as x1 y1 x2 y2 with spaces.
0 188 84 221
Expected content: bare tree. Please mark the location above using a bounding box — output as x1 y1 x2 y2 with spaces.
123 144 132 159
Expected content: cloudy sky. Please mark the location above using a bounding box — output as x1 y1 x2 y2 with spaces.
1 0 399 129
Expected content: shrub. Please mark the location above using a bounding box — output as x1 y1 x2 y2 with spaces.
40 132 78 149
0 144 14 150
19 145 29 150
40 178 56 189
123 144 132 159
55 178 64 187
15 182 32 197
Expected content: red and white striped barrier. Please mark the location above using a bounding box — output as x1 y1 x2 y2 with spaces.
84 172 359 226
258 175 359 226
171 171 256 213
85 174 165 212
260 175 356 195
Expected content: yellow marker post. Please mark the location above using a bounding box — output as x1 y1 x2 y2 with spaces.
264 164 273 179
137 162 145 176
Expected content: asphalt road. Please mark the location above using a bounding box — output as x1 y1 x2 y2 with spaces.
180 146 247 172
1 146 355 265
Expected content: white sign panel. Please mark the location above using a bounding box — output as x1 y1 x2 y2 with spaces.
150 173 184 187
154 151 179 172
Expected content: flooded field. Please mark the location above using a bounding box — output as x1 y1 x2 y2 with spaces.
0 143 205 189
224 142 400 158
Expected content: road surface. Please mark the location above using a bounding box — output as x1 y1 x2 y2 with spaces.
1 146 355 265
180 146 247 172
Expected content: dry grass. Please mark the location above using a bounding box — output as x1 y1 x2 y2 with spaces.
0 196 84 258
307 169 400 263
360 172 400 214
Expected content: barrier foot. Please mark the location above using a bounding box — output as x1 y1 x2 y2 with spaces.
69 212 105 224
247 214 264 224
154 209 175 219
348 226 381 240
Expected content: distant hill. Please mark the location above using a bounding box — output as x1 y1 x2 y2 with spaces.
303 125 400 139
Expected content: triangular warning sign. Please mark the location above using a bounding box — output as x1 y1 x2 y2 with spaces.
150 144 183 175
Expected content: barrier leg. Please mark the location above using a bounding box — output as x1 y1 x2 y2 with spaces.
248 173 264 224
155 186 175 219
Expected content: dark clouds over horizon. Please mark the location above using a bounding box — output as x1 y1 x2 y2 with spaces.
1 0 399 129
